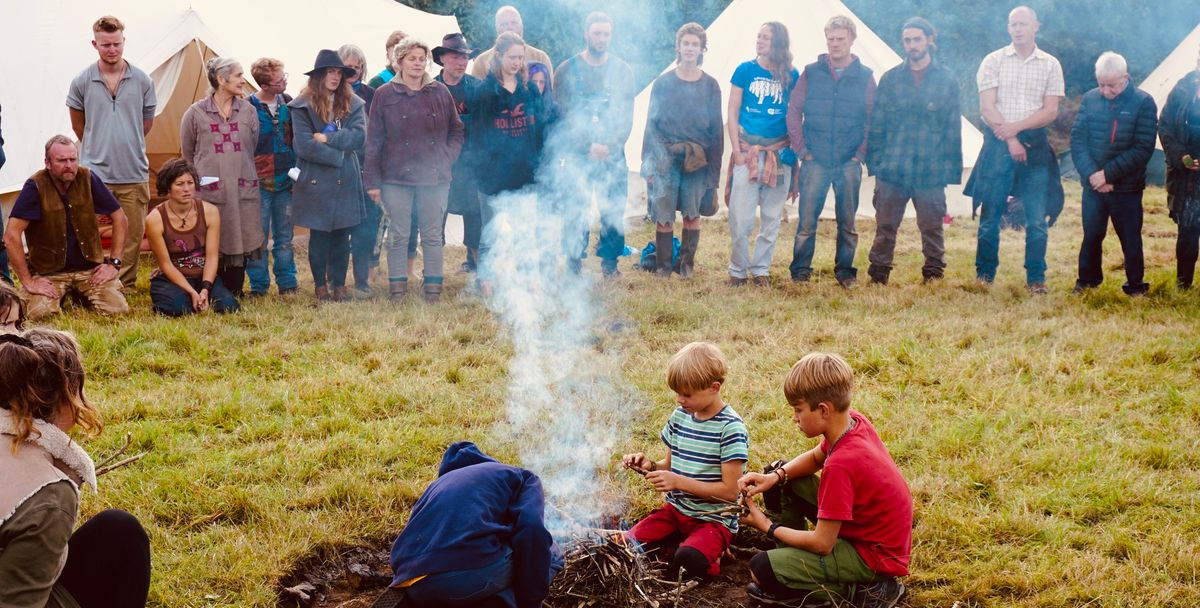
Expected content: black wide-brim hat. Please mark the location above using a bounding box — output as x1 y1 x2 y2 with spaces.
432 33 474 66
304 49 356 78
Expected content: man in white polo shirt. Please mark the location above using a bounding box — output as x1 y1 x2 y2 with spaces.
967 6 1064 294
67 15 156 290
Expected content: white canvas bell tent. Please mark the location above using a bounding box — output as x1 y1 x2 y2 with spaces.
1138 21 1199 185
624 0 985 217
0 0 461 203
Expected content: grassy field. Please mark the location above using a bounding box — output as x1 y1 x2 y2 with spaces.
54 182 1199 607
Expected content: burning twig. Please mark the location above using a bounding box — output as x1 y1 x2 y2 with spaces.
95 433 148 477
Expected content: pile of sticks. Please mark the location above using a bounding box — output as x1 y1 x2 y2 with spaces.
545 531 714 608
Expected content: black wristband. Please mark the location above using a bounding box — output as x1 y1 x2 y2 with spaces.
767 523 782 540
200 280 214 292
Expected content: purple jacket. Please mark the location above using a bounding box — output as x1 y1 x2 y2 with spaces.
364 77 464 188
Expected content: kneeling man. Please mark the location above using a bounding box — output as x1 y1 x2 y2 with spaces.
373 441 563 608
3 135 129 320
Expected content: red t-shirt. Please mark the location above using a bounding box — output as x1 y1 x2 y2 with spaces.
817 410 913 577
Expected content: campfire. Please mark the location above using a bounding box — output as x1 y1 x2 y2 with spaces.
545 531 715 608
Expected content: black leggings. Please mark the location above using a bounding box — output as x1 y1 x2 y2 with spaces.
1178 224 1200 287
309 228 352 288
58 509 151 608
219 265 247 297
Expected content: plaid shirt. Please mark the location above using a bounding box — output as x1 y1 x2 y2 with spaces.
249 93 295 192
866 58 962 188
977 44 1065 123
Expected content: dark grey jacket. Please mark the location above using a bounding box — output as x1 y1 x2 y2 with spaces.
288 95 367 231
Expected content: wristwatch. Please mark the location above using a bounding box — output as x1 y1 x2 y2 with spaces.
104 257 122 269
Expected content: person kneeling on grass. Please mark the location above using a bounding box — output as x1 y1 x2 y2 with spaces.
372 441 563 608
0 328 151 608
622 341 749 582
737 352 910 608
145 158 240 316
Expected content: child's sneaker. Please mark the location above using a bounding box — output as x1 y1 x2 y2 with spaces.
856 577 906 608
747 582 834 607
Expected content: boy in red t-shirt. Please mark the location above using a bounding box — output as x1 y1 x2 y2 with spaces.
738 352 912 608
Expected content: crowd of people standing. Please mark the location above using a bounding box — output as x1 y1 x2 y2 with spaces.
2 5 1200 321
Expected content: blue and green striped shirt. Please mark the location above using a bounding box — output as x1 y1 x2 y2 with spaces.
660 405 749 531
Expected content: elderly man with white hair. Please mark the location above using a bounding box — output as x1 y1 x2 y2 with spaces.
1068 51 1158 296
470 5 554 80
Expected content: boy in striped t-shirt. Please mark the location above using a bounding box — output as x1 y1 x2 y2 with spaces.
622 342 749 581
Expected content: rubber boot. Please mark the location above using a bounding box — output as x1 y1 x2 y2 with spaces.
389 280 407 303
679 228 700 279
423 282 443 303
655 231 673 277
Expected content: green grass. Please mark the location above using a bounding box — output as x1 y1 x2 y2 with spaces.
54 183 1199 607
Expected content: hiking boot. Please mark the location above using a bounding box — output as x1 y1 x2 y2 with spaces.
752 275 770 287
331 286 349 302
791 274 811 284
314 285 333 303
1027 282 1048 295
389 281 408 303
920 275 942 286
679 228 700 279
728 276 748 287
423 283 443 303
837 276 858 290
747 582 833 607
856 577 906 608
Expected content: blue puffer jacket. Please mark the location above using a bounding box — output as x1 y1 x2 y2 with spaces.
1069 85 1158 193
798 55 873 166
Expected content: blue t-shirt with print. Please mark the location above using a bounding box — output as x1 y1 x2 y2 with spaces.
731 59 799 139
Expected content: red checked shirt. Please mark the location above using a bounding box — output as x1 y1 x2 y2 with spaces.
817 410 914 577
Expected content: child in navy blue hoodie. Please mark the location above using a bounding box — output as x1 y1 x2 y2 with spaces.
374 441 563 608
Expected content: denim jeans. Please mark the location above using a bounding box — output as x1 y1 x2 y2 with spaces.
975 163 1050 284
351 199 383 290
149 274 240 316
1077 188 1146 293
308 228 352 289
246 188 297 293
404 551 516 608
728 157 792 279
567 158 628 272
790 159 862 280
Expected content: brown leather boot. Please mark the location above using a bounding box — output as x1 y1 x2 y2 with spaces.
654 231 673 277
423 282 443 303
314 285 333 302
332 286 349 302
389 281 407 303
679 228 700 279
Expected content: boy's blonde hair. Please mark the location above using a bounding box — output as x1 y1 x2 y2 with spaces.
667 342 727 395
784 352 853 411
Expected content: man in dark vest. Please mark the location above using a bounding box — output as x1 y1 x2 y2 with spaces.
3 135 130 320
787 15 877 289
864 17 961 285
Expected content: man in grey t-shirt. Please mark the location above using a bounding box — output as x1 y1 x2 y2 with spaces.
67 15 156 289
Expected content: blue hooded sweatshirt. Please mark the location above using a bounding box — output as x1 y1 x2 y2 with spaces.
389 442 561 608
